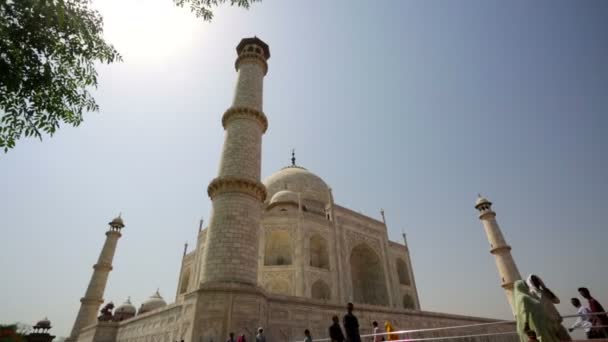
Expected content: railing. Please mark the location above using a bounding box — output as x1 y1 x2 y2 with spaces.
300 312 608 342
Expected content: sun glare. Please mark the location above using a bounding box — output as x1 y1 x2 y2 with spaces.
93 0 201 65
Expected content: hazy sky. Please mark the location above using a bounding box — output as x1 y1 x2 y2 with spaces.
1 0 607 338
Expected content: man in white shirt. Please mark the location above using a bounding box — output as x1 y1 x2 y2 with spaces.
371 321 382 342
569 298 594 339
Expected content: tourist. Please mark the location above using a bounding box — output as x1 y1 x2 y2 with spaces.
226 332 237 342
236 334 247 342
578 287 608 338
329 315 346 342
568 298 594 339
526 274 571 341
384 321 397 341
256 328 266 342
344 303 362 342
513 280 559 342
304 329 313 342
371 321 382 342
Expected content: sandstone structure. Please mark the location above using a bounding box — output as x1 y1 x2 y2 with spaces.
65 37 517 342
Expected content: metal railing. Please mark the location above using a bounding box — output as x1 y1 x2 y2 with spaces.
299 312 608 342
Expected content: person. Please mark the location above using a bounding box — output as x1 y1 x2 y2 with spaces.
256 328 266 342
513 279 560 342
227 332 236 342
384 321 397 341
329 315 346 342
344 303 361 342
236 334 247 342
578 287 608 338
371 321 382 342
569 298 594 339
304 329 313 342
526 274 571 341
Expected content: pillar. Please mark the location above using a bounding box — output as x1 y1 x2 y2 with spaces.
475 196 522 313
200 37 270 286
67 216 124 341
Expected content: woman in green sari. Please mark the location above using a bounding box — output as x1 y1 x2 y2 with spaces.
513 280 561 342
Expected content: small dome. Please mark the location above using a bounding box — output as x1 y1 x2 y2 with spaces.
109 215 124 228
138 290 167 314
269 190 299 205
475 196 491 207
115 297 136 315
264 166 329 205
35 317 51 329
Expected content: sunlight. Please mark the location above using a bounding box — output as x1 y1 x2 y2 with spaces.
93 0 202 65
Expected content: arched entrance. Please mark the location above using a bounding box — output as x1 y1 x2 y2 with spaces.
311 280 331 300
403 294 415 309
396 258 411 286
264 230 292 265
310 234 329 269
349 243 388 305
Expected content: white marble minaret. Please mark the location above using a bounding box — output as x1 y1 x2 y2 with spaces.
67 215 124 341
199 37 270 286
475 196 521 313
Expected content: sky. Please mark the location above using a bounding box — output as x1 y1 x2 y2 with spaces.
1 0 607 339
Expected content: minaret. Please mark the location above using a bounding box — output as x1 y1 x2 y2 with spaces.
67 215 124 341
475 196 521 312
200 37 270 286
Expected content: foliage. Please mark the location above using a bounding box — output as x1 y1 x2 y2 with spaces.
173 0 260 21
0 324 24 342
0 0 120 151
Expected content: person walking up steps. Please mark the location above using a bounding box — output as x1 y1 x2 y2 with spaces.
513 280 560 342
304 329 313 342
578 287 608 338
371 321 382 342
526 274 571 341
569 298 594 339
384 321 397 341
344 303 361 342
329 315 346 342
255 328 266 342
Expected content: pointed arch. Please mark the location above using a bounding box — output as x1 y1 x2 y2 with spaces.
309 234 329 269
349 243 388 305
403 294 415 309
311 280 331 300
264 230 292 265
396 258 411 286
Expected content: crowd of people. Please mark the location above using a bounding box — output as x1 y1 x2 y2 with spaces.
513 274 608 342
223 303 397 342
223 281 606 342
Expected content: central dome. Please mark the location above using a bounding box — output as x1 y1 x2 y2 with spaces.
264 166 330 205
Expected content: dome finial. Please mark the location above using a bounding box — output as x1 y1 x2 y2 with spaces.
291 148 296 166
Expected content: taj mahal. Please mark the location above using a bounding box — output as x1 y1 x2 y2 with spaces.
63 37 521 342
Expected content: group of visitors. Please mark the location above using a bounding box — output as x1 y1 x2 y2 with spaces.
223 285 606 342
327 302 400 342
225 328 267 342
513 274 607 342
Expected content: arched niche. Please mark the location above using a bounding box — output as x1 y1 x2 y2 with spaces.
309 234 329 269
265 278 291 295
396 258 411 286
403 294 415 309
311 280 331 300
264 230 292 266
349 243 388 306
179 269 190 294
